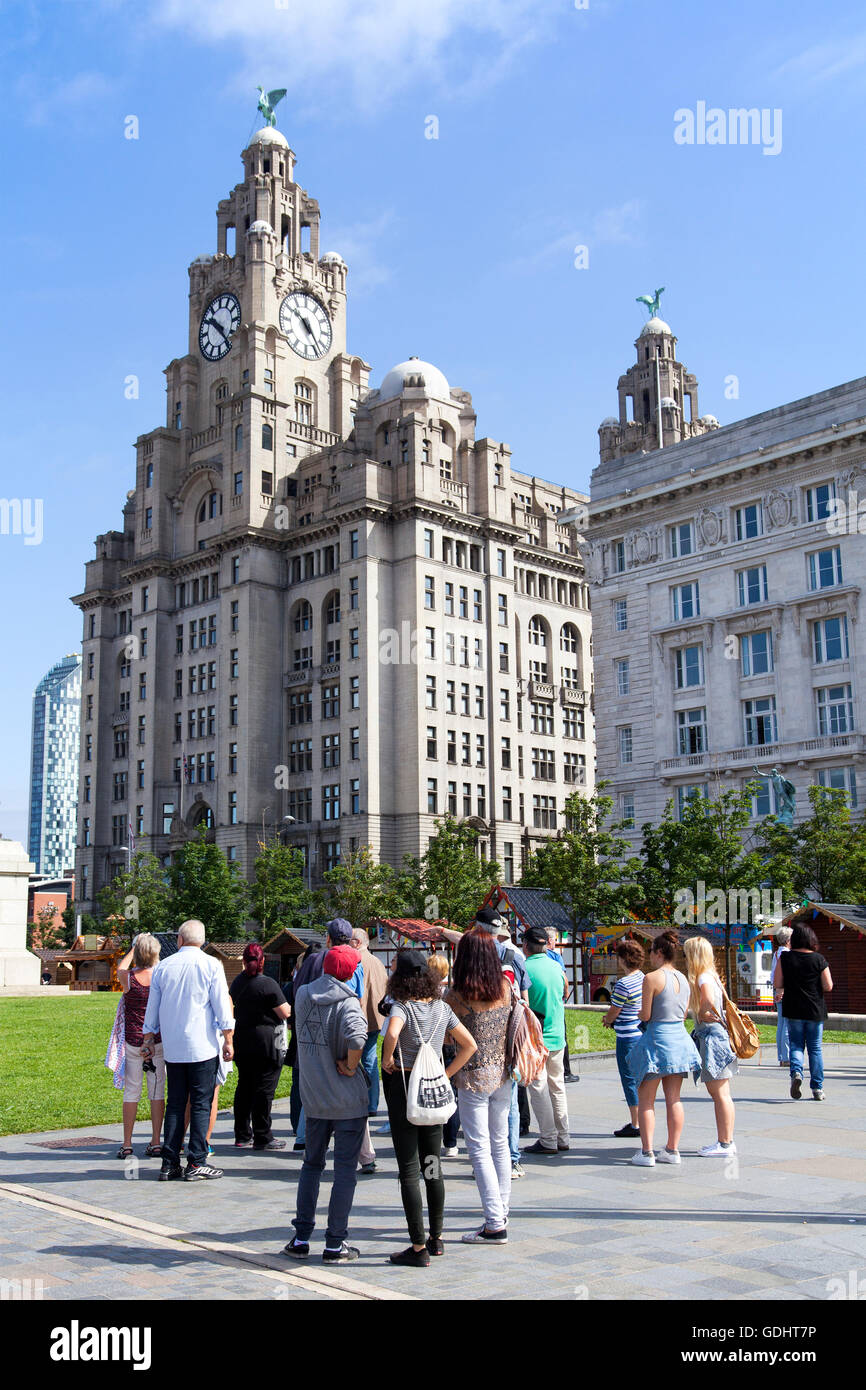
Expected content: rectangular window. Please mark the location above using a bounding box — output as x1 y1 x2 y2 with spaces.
496 548 506 577
744 695 778 746
228 742 238 775
176 624 183 654
808 547 843 591
350 529 359 559
349 675 360 709
426 726 437 759
675 644 704 688
741 631 773 677
613 539 625 573
423 527 434 558
349 576 359 610
322 733 341 769
427 779 438 814
497 594 508 626
814 615 849 664
323 785 341 821
735 503 763 541
614 599 628 632
676 707 707 755
424 575 435 610
532 795 557 829
620 793 635 828
137 715 146 745
751 776 778 819
501 736 511 769
817 684 854 736
425 675 437 709
532 747 555 780
499 689 510 721
615 658 630 697
671 582 700 620
677 784 707 819
669 521 694 558
229 791 238 825
322 684 340 719
805 481 836 524
737 565 768 606
476 734 486 767
816 766 857 808
563 751 586 785
619 726 633 764
229 693 238 725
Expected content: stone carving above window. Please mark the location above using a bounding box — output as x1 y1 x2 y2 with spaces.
764 487 796 530
697 507 725 548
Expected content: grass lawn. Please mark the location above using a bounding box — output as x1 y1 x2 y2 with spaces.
1 995 863 1134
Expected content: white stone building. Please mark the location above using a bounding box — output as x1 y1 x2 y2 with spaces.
71 125 593 909
588 314 866 841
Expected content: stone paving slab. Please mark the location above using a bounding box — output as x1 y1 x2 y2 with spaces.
1 1051 865 1301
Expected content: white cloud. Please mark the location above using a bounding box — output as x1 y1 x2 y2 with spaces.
772 34 866 87
148 0 562 113
503 199 644 276
323 210 395 294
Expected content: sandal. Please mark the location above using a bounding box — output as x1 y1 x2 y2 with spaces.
144 1143 163 1158
116 1146 134 1160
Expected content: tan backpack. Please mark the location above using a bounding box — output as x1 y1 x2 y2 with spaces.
718 982 760 1059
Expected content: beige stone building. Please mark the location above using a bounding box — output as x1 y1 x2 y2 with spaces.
588 313 866 842
71 126 593 909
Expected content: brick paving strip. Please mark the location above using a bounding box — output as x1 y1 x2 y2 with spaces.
0 1182 412 1302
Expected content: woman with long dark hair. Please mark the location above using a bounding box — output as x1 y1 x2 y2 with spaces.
229 942 291 1150
381 950 476 1266
774 922 833 1100
445 931 514 1244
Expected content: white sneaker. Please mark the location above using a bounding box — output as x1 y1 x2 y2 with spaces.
441 1146 459 1157
631 1150 655 1167
699 1141 737 1158
656 1148 682 1165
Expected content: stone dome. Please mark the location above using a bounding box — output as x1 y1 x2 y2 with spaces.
247 219 273 235
701 414 720 427
599 416 619 428
638 316 673 336
249 127 289 147
378 357 451 402
320 251 345 266
660 396 678 408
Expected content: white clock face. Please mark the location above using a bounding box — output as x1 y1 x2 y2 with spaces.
199 293 241 361
280 291 332 360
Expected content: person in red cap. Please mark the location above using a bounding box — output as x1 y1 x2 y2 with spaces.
282 945 370 1264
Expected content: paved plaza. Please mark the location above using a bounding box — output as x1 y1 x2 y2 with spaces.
1 1045 865 1302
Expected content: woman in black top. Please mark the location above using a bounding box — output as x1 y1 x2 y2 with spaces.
229 943 291 1149
773 923 833 1101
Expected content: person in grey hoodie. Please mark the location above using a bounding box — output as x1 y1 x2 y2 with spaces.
283 945 369 1264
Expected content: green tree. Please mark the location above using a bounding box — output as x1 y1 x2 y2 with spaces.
416 817 500 929
317 845 409 928
757 784 866 903
673 782 768 992
166 826 249 941
521 783 634 928
62 903 98 941
626 801 693 924
96 849 170 937
28 904 68 952
248 838 311 939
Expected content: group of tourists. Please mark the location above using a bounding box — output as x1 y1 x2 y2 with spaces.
108 907 834 1266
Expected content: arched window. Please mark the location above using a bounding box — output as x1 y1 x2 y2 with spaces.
528 616 548 647
294 380 315 426
197 491 222 522
262 422 273 450
325 591 340 625
560 623 579 654
293 600 313 634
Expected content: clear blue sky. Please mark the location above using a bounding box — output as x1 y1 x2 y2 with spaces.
2 0 865 843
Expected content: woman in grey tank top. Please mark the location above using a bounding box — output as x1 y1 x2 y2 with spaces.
625 931 700 1168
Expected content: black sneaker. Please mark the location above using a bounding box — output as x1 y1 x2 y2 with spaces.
282 1238 310 1259
322 1242 360 1263
614 1123 641 1138
158 1163 183 1182
790 1075 803 1100
293 1141 305 1151
461 1225 508 1244
253 1139 287 1151
389 1245 430 1267
185 1163 223 1181
523 1140 557 1156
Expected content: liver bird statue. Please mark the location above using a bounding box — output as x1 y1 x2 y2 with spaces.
636 287 665 318
257 87 287 127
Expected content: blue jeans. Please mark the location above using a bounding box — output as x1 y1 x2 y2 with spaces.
360 1030 380 1116
292 1114 366 1247
775 999 790 1064
615 1035 638 1111
788 1019 824 1091
507 1080 520 1162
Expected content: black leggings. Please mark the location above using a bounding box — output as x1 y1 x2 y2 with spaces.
383 1068 445 1246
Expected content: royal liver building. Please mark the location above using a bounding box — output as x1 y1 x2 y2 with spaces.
71 120 593 910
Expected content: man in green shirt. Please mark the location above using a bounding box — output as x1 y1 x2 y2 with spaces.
522 925 569 1156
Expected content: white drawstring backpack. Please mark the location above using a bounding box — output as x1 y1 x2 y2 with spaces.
397 1000 457 1126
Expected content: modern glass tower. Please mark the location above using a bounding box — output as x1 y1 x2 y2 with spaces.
28 654 82 876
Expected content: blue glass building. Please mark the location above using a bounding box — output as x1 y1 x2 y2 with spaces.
28 654 82 877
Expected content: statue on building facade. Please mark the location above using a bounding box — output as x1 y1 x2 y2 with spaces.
257 87 287 127
636 287 665 318
752 765 797 827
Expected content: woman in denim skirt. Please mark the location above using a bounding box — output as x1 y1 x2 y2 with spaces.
683 936 738 1158
627 931 701 1167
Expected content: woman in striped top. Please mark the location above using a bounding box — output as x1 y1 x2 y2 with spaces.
602 939 645 1138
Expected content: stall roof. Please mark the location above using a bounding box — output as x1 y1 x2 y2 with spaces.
484 886 589 935
373 918 460 945
783 903 866 936
263 927 322 952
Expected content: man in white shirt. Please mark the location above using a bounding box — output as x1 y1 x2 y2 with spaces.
142 919 235 1182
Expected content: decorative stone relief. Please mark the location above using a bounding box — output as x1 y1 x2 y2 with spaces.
697 507 724 548
764 487 794 529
